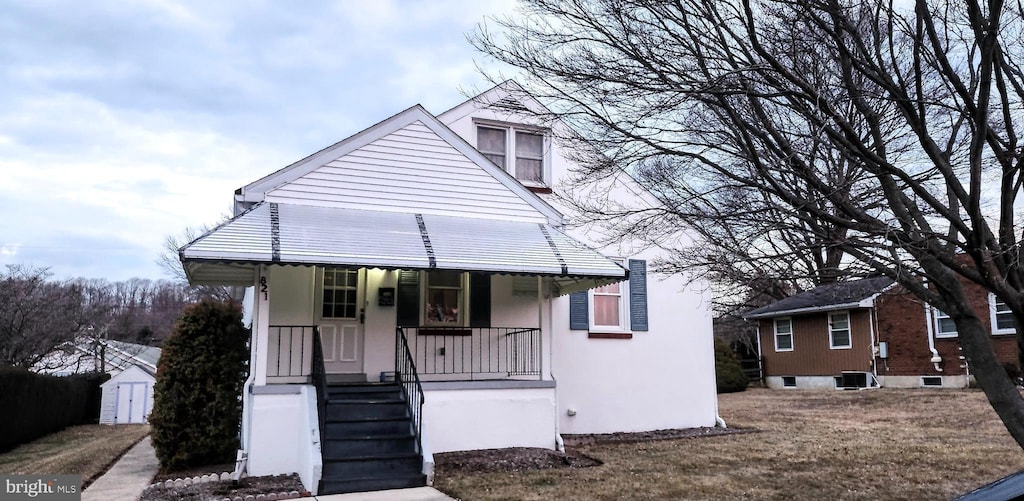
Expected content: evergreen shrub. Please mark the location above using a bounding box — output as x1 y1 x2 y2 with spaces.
149 300 249 471
715 338 749 393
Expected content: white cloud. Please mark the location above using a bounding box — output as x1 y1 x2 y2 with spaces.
0 0 520 280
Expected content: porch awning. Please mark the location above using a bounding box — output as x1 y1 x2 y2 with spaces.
179 202 627 295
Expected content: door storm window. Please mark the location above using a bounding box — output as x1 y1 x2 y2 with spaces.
829 312 851 349
322 268 358 319
774 318 793 352
934 308 957 338
990 294 1016 335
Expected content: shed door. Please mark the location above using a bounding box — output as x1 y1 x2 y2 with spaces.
115 382 149 424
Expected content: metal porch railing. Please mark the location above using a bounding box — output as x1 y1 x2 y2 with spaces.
401 326 541 379
395 327 425 454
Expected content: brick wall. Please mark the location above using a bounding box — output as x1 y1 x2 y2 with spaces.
875 281 1018 377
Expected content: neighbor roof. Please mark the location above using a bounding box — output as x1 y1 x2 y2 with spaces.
743 276 896 319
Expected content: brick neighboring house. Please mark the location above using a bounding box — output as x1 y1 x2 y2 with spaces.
744 276 1019 389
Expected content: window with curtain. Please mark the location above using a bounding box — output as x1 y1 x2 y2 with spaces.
424 270 465 326
476 123 548 185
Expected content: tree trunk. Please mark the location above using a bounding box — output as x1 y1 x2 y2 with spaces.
958 311 1024 449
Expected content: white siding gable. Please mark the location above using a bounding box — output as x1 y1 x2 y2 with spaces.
265 120 548 222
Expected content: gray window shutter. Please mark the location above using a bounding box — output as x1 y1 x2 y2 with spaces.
629 259 648 331
396 270 420 327
469 273 491 328
569 291 589 330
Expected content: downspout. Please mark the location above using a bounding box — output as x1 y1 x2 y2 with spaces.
545 277 565 453
234 276 261 481
923 304 943 372
868 309 879 387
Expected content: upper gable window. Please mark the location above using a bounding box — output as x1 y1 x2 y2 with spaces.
476 124 548 186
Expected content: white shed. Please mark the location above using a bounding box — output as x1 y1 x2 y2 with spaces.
99 365 156 424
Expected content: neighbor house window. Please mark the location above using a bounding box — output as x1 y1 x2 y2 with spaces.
990 294 1016 335
476 124 548 185
322 269 358 319
774 318 793 352
424 270 466 326
829 312 852 349
934 308 957 338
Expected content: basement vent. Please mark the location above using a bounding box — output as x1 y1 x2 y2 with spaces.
782 376 797 388
921 376 943 387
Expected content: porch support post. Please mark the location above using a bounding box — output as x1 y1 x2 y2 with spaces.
253 264 271 386
538 276 549 380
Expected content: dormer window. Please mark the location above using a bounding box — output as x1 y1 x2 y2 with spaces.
476 123 548 187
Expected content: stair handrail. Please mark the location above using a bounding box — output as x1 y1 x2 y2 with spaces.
311 326 327 447
395 327 425 454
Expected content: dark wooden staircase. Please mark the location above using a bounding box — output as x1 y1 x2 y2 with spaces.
319 382 426 494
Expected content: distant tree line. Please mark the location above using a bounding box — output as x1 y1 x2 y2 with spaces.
0 264 221 369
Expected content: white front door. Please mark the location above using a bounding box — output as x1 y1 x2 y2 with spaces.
318 268 365 374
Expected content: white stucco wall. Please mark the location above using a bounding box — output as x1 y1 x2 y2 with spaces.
442 90 719 435
422 387 557 453
553 263 717 434
247 387 321 492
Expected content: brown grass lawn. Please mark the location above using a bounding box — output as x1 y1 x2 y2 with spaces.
0 424 150 487
434 388 1024 500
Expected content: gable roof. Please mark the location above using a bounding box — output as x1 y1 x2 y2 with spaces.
743 276 896 319
438 80 553 124
237 105 564 224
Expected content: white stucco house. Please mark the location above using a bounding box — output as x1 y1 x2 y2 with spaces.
179 82 718 495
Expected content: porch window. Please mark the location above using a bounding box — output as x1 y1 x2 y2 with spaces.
322 269 358 319
934 308 957 338
774 318 793 352
828 312 851 349
476 123 548 186
990 294 1016 335
424 270 466 326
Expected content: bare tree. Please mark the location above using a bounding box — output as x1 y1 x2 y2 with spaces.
0 266 95 368
474 0 1024 449
158 224 231 301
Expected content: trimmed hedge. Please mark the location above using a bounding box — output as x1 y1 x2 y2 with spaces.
715 338 749 393
0 366 109 452
149 300 249 471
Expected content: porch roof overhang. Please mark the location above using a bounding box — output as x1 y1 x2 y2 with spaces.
179 202 627 296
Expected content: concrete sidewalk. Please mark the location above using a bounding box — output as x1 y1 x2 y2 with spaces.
82 435 453 501
83 436 160 501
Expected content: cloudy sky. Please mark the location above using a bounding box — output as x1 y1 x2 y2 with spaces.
0 0 518 281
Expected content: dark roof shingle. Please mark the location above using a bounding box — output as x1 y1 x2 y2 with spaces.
743 276 895 319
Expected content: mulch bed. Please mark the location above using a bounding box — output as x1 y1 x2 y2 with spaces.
562 426 752 446
435 447 602 475
435 427 751 476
